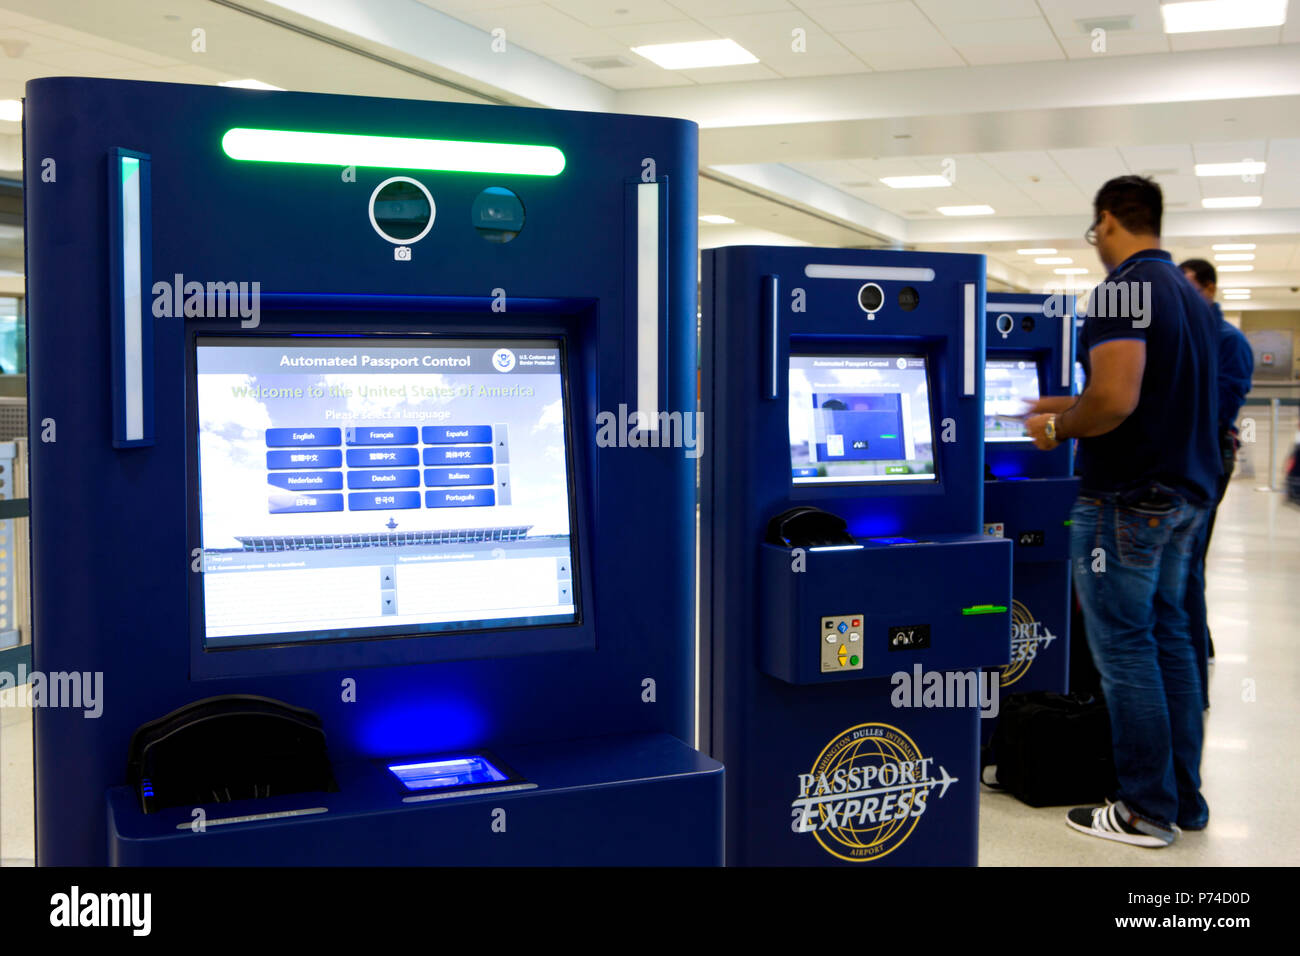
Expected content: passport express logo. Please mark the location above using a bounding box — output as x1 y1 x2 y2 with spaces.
791 722 956 862
1001 599 1058 688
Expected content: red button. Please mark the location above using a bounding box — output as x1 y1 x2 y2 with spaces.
852 619 861 626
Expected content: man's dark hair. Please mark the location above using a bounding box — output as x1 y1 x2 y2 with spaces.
1093 175 1162 237
1179 258 1216 289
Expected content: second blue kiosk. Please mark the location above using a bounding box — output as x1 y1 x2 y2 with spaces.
701 246 1012 865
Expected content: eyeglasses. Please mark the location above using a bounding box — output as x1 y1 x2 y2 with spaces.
1085 215 1101 246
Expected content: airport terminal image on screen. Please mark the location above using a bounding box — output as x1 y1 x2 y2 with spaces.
789 354 937 483
196 337 578 648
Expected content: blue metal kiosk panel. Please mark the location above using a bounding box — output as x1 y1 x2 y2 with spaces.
702 246 1010 866
983 292 1079 718
26 77 719 865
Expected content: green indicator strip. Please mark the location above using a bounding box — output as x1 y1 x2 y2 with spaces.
1063 519 1073 526
221 128 566 176
962 604 1008 616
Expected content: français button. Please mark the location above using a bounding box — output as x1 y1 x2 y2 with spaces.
347 426 418 446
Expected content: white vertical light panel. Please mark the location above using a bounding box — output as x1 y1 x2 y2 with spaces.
963 282 976 396
636 182 659 432
120 156 144 442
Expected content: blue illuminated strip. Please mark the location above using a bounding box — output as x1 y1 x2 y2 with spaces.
388 755 509 791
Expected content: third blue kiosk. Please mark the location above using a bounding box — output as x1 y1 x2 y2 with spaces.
982 293 1079 718
25 77 721 865
701 246 1012 865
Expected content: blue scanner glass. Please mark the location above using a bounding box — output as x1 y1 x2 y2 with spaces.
388 755 508 791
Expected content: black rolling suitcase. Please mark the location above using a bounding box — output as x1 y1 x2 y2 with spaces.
987 691 1117 807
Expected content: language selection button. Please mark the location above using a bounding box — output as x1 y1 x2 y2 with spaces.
423 467 494 487
268 492 344 514
425 489 496 508
267 449 343 470
424 446 494 465
268 471 343 491
265 427 342 447
346 426 418 446
347 491 422 511
347 469 420 489
423 425 492 444
346 447 420 467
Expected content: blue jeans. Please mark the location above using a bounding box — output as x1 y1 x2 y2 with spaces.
1070 484 1209 829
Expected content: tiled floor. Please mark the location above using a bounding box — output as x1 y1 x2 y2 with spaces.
3 414 1297 866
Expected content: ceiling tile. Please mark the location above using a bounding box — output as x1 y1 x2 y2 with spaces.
547 0 691 28
804 1 933 33
916 0 1043 23
676 61 783 83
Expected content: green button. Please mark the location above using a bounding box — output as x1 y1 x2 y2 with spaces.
850 655 860 666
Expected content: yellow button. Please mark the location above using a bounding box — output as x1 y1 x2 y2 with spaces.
837 647 848 665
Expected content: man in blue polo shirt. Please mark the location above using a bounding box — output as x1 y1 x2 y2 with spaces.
1180 258 1255 706
1025 175 1219 847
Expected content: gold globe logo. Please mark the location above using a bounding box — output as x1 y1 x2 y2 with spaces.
792 722 956 863
1001 599 1058 688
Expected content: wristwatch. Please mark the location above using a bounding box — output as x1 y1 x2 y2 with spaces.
1045 415 1059 442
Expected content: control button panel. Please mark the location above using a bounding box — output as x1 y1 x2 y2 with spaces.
821 613 864 673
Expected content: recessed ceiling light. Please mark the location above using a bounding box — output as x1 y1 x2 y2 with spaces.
1202 196 1262 208
880 175 953 189
631 39 757 70
937 205 995 216
0 99 20 122
1221 287 1252 293
699 214 735 224
1218 265 1255 272
1055 268 1090 275
219 79 285 91
1161 0 1288 33
1017 248 1057 255
1223 292 1252 297
1213 243 1257 251
1195 161 1267 177
1215 253 1256 261
1035 257 1073 265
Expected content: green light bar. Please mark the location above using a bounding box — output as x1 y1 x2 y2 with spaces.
221 128 565 176
961 604 1008 616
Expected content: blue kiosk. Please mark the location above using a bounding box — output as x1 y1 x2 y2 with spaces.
701 246 1012 865
982 293 1078 718
24 77 722 865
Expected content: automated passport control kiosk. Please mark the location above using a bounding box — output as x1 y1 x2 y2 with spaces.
982 293 1078 731
25 77 722 865
701 247 1012 865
